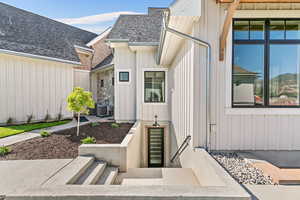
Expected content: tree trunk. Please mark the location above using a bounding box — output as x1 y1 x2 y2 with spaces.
77 112 80 136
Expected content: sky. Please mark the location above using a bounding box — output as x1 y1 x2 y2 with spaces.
0 0 172 33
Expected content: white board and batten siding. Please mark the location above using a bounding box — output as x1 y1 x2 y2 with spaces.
189 1 300 150
136 50 169 122
113 47 136 122
0 53 73 124
113 46 169 122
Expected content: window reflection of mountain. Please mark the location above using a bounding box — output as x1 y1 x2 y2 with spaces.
270 73 299 105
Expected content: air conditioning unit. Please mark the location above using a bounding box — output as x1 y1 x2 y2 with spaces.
97 104 110 117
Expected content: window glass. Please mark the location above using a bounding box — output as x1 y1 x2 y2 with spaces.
234 20 249 40
144 71 165 103
119 72 129 82
269 44 300 106
270 20 285 40
233 44 265 106
101 80 104 87
286 20 300 40
250 21 265 40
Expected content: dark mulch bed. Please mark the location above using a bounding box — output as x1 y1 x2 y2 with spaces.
0 123 133 160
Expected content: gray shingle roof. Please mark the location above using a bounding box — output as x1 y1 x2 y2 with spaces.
0 3 98 63
107 8 165 44
92 54 114 71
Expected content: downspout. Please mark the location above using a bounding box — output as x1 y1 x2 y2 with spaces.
157 9 212 151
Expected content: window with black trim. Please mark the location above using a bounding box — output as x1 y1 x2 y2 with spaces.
119 72 129 82
144 71 165 103
233 19 300 107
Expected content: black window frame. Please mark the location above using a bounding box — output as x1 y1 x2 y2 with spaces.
144 71 166 103
232 18 300 108
119 71 130 82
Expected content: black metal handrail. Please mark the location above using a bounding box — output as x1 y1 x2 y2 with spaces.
170 135 191 163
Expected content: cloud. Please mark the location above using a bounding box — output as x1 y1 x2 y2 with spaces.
57 11 141 25
78 26 108 34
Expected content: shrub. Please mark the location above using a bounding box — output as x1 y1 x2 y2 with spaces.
27 114 34 124
81 136 96 144
111 123 120 128
40 130 51 137
91 122 100 127
6 117 13 125
0 146 11 156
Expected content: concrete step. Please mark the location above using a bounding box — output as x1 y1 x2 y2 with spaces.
43 156 94 186
83 162 107 185
97 167 118 185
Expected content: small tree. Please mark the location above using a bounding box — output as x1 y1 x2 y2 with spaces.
67 87 95 136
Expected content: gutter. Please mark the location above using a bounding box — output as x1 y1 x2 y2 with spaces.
0 48 81 65
74 45 94 53
158 9 212 151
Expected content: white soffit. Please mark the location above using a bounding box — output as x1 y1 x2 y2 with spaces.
170 0 201 17
160 0 201 66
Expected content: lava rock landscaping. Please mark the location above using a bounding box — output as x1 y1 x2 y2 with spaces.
211 152 274 185
0 122 133 160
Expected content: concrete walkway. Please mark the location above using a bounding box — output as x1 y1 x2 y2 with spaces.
0 116 114 146
0 159 73 195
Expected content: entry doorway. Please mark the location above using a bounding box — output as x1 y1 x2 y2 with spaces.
148 128 164 168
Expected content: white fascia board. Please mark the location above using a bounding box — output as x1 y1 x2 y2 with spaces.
86 27 112 47
0 49 81 65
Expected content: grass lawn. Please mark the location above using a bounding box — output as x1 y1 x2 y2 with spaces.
0 120 71 139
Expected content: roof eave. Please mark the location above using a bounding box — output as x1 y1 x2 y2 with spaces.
0 49 81 65
92 63 114 73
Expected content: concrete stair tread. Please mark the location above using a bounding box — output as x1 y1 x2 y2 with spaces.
97 167 118 185
83 162 107 185
43 156 94 186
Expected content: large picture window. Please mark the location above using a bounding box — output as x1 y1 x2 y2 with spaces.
233 19 300 107
144 71 166 103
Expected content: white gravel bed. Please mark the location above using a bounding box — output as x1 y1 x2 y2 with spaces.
211 152 274 185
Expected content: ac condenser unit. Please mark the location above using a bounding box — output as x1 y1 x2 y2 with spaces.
97 104 110 117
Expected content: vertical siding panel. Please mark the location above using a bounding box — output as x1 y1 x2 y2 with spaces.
0 54 73 124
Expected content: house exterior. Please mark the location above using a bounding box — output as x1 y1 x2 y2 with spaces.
0 2 112 124
103 0 300 168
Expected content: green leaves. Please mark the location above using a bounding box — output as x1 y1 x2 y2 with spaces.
67 87 95 114
81 136 96 144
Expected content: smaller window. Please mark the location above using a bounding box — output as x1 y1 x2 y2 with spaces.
101 80 104 87
112 77 114 86
144 71 166 103
119 72 129 82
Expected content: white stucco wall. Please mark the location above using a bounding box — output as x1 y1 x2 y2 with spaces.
0 53 73 124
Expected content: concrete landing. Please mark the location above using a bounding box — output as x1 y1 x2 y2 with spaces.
117 168 200 186
0 159 72 195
